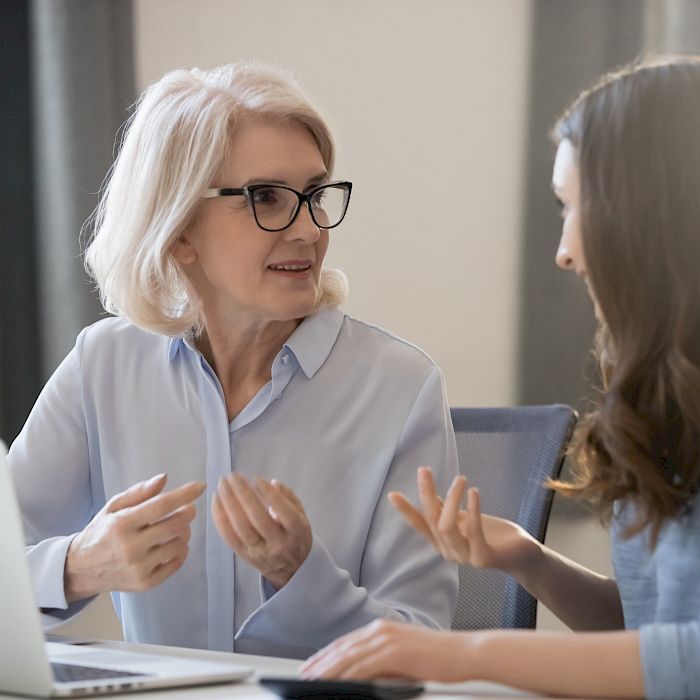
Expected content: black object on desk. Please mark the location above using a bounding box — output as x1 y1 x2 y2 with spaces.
259 677 424 699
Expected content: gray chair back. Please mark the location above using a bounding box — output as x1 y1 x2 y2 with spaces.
450 404 576 630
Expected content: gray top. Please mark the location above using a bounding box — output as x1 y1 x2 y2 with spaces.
612 497 700 699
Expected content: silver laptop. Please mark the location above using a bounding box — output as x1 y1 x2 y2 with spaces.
0 441 252 696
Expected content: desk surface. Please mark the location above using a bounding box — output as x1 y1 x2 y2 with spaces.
0 638 587 700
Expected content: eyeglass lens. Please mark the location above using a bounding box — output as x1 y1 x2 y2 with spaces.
250 184 349 231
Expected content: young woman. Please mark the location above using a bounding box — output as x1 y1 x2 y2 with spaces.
301 57 700 699
8 62 458 658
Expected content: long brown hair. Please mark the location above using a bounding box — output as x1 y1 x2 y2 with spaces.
551 57 700 545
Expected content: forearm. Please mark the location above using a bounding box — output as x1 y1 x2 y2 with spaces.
513 543 624 630
463 629 643 698
237 536 452 656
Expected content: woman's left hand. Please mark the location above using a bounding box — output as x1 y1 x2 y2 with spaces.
212 474 312 589
299 619 470 682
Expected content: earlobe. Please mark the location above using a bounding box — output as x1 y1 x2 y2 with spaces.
172 234 197 265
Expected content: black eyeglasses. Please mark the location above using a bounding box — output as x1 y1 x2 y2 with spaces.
203 180 352 232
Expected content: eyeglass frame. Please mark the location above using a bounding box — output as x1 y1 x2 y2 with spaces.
202 180 353 232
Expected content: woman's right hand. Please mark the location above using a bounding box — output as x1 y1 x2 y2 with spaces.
389 466 542 577
64 474 206 602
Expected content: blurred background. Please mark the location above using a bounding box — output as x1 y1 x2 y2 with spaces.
2 0 699 637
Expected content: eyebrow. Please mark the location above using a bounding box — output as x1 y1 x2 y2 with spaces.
242 171 329 188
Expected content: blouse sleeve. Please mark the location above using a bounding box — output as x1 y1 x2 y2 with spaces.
640 620 700 699
7 329 96 621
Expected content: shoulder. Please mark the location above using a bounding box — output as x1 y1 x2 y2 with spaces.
338 313 440 379
77 316 170 364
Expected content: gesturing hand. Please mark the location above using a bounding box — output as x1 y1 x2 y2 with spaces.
388 466 541 575
212 473 312 590
64 474 206 602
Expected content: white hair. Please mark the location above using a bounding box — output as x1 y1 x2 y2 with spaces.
84 62 348 336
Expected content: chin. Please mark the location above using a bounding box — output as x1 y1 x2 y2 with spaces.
275 299 318 322
265 283 321 322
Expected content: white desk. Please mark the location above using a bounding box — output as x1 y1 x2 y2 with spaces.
0 638 593 700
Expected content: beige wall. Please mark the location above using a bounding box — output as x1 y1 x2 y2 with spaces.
134 0 533 407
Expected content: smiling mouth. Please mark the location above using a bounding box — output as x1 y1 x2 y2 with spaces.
268 263 312 271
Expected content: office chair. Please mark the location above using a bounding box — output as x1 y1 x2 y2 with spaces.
449 404 577 630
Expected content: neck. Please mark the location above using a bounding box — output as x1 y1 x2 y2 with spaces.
195 307 301 421
198 316 299 383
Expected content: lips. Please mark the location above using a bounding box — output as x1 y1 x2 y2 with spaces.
268 263 312 271
267 259 314 273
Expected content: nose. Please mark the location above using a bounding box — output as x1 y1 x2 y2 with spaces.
555 239 575 270
283 202 321 243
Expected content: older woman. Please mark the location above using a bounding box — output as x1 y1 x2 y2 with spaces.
8 62 458 659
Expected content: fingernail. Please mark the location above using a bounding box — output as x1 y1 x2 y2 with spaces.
149 473 166 484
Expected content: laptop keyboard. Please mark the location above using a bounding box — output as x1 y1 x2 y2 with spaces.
51 662 150 683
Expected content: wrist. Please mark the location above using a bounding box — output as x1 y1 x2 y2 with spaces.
263 562 296 590
64 534 98 603
504 537 546 585
442 631 483 683
457 630 510 685
264 541 312 590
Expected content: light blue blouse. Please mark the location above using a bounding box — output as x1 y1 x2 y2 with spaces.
613 498 700 699
8 308 458 659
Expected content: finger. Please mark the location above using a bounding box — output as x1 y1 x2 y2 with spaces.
122 536 189 591
256 480 306 532
435 477 477 562
301 650 351 680
217 476 264 545
336 648 401 681
253 479 280 522
464 487 487 548
139 503 196 548
416 466 443 528
437 475 467 533
142 542 189 589
301 640 360 678
146 556 185 589
300 625 373 677
211 492 245 551
308 647 368 680
106 474 167 513
145 535 188 570
270 479 305 514
227 474 283 540
388 492 437 546
126 481 206 527
308 636 388 681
